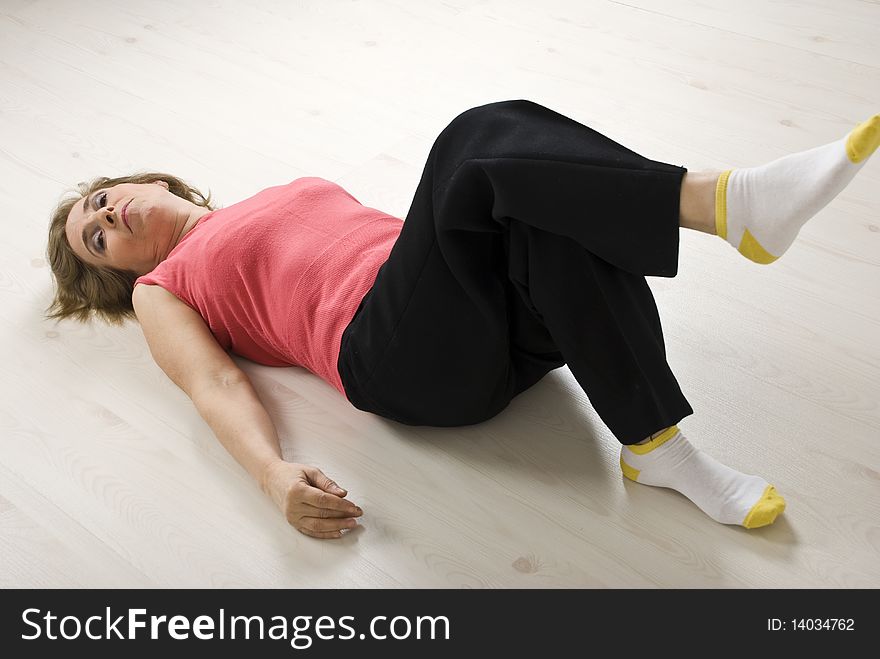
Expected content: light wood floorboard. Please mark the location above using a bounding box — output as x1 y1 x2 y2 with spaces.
1 0 878 587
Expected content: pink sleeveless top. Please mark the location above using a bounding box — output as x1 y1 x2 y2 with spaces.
134 177 403 397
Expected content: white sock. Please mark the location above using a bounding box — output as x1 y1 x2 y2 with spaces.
716 114 879 264
619 426 786 528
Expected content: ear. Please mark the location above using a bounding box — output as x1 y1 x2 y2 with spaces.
151 179 170 190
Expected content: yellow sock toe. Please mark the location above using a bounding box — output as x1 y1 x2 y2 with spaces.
742 485 786 529
846 114 880 164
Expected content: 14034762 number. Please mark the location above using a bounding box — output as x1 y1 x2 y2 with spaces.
767 618 855 631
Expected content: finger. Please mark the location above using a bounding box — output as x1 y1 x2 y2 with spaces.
302 504 363 520
305 466 348 497
300 516 359 534
297 527 345 540
301 485 362 515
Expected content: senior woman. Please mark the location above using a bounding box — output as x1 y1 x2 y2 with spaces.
47 100 878 538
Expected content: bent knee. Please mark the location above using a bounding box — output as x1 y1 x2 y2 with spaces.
430 99 545 176
444 99 539 133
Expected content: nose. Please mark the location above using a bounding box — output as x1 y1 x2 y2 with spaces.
98 205 118 228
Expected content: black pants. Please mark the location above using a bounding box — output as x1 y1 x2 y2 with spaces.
337 99 694 444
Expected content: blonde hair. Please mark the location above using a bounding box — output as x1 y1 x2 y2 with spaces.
45 172 217 326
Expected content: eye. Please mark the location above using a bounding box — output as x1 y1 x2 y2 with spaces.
93 229 105 253
98 191 108 207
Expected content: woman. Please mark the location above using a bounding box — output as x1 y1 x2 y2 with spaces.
46 100 878 539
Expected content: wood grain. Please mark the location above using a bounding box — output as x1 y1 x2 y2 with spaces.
1 0 878 588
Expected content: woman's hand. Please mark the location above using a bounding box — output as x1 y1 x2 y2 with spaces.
261 461 363 539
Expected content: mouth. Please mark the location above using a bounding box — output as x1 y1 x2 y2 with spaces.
121 200 132 232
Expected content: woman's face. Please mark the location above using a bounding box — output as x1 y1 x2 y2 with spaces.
65 179 206 276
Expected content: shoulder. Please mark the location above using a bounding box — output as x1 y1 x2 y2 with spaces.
131 285 238 394
132 282 176 308
132 283 199 323
132 282 216 353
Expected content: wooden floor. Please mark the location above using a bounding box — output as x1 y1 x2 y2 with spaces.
1 0 878 588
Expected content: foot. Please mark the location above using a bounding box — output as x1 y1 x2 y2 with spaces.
620 426 786 528
716 114 879 264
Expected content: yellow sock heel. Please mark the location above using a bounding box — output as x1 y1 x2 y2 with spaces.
737 228 779 265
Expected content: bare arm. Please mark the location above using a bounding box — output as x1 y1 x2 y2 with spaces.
132 284 281 488
132 284 362 538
